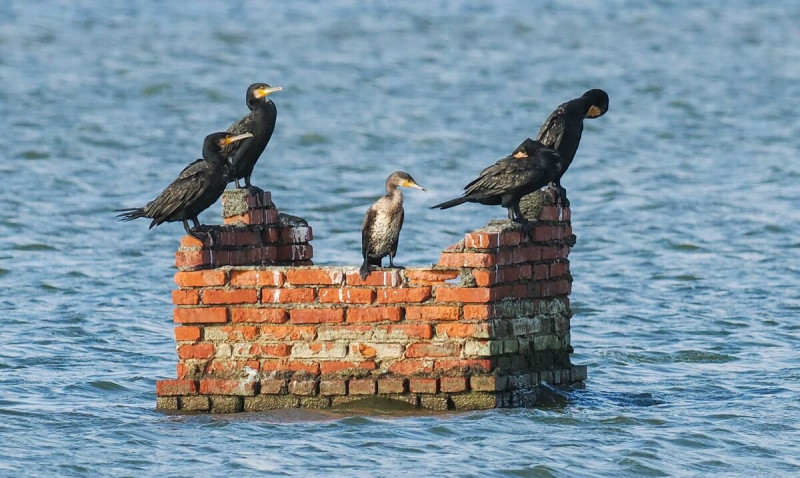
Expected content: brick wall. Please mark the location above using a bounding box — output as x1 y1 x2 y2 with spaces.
156 189 585 413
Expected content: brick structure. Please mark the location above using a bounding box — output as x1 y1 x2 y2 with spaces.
156 188 585 413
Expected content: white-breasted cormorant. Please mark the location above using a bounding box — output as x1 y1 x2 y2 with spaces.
117 132 253 241
536 88 608 205
360 171 426 279
431 138 562 234
223 83 282 189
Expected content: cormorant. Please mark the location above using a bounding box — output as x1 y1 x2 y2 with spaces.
536 88 608 205
117 132 253 241
430 138 562 234
223 83 283 189
360 171 426 279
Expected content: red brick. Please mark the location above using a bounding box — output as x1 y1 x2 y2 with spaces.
347 307 403 323
512 284 527 299
174 326 201 342
438 252 496 268
472 270 498 287
288 379 318 396
462 305 496 320
541 246 559 260
464 232 501 249
435 287 494 303
225 326 259 341
377 324 433 339
173 307 227 324
260 325 317 341
376 287 431 304
434 359 492 372
378 378 406 394
231 307 288 324
405 342 459 358
538 205 560 222
156 379 197 396
500 266 520 283
319 288 375 304
229 269 284 287
203 359 260 377
172 289 199 305
550 262 567 278
202 288 258 305
348 379 376 395
277 244 313 261
280 226 313 244
405 306 460 321
320 379 347 395
174 270 227 287
519 264 532 279
177 343 215 359
345 270 403 286
388 360 434 375
260 361 320 375
179 234 207 248
409 378 438 394
176 363 190 379
260 378 286 394
440 376 468 393
534 264 549 280
200 379 257 396
290 309 344 324
258 343 292 357
553 279 572 296
320 361 376 374
525 246 542 262
224 210 266 225
404 269 459 285
262 288 315 304
286 269 343 285
532 225 554 242
435 323 475 338
175 250 210 269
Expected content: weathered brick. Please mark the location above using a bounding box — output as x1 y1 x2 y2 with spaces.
179 234 206 248
286 269 343 285
177 343 215 359
260 378 287 394
320 361 376 374
438 252 497 268
405 342 459 358
345 270 403 287
440 376 468 393
289 379 318 396
156 379 197 396
172 289 200 305
180 395 210 411
261 360 320 375
320 380 347 396
420 396 449 410
435 323 475 338
464 232 501 249
231 307 288 324
405 306 460 321
470 375 508 392
462 305 496 320
290 309 344 324
174 306 228 325
376 287 432 304
318 288 375 304
409 378 438 394
156 396 179 410
260 325 317 341
202 288 258 305
375 324 433 340
200 379 257 396
262 288 315 304
404 269 459 285
435 287 494 303
348 379 376 395
175 250 210 269
472 270 498 287
280 226 313 244
434 359 493 373
388 360 434 375
174 326 201 342
292 342 348 359
378 378 406 394
347 307 403 323
174 270 227 287
464 340 503 357
277 244 313 261
229 269 284 287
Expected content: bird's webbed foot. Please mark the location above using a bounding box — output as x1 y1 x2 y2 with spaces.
553 184 569 207
512 204 533 238
185 220 215 247
234 178 244 189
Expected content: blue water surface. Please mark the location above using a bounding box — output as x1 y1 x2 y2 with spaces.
1 1 799 476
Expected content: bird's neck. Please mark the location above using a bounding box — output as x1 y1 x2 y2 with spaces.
385 186 403 202
249 99 275 114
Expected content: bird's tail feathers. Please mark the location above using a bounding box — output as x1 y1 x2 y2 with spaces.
116 208 146 222
431 196 469 210
359 260 372 280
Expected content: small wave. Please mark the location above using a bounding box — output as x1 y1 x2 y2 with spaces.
13 243 57 251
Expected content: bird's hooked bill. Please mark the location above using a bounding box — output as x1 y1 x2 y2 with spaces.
224 132 254 144
404 180 426 191
255 86 283 98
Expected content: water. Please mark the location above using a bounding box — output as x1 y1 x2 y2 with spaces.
1 0 799 475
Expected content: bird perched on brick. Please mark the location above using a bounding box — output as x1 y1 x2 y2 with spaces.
360 171 426 279
117 132 253 242
535 88 608 206
431 138 562 235
223 83 282 189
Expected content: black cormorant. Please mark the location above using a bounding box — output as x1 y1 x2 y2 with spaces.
360 171 426 279
223 83 282 189
536 88 608 205
431 138 562 234
117 132 253 241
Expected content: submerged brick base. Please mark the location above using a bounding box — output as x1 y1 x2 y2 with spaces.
156 189 584 413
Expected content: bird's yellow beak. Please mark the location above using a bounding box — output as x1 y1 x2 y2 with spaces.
254 86 283 99
513 150 528 159
223 132 254 145
403 180 427 191
586 105 604 118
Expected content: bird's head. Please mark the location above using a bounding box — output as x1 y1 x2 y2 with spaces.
387 171 426 192
583 89 609 118
246 83 282 106
203 131 253 158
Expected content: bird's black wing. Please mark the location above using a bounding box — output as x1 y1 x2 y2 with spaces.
536 103 567 150
221 114 256 158
361 205 377 260
142 159 211 226
390 208 403 258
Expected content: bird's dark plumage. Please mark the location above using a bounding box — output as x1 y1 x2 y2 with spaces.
536 88 608 205
431 139 562 234
360 171 426 279
117 131 253 241
223 83 282 189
